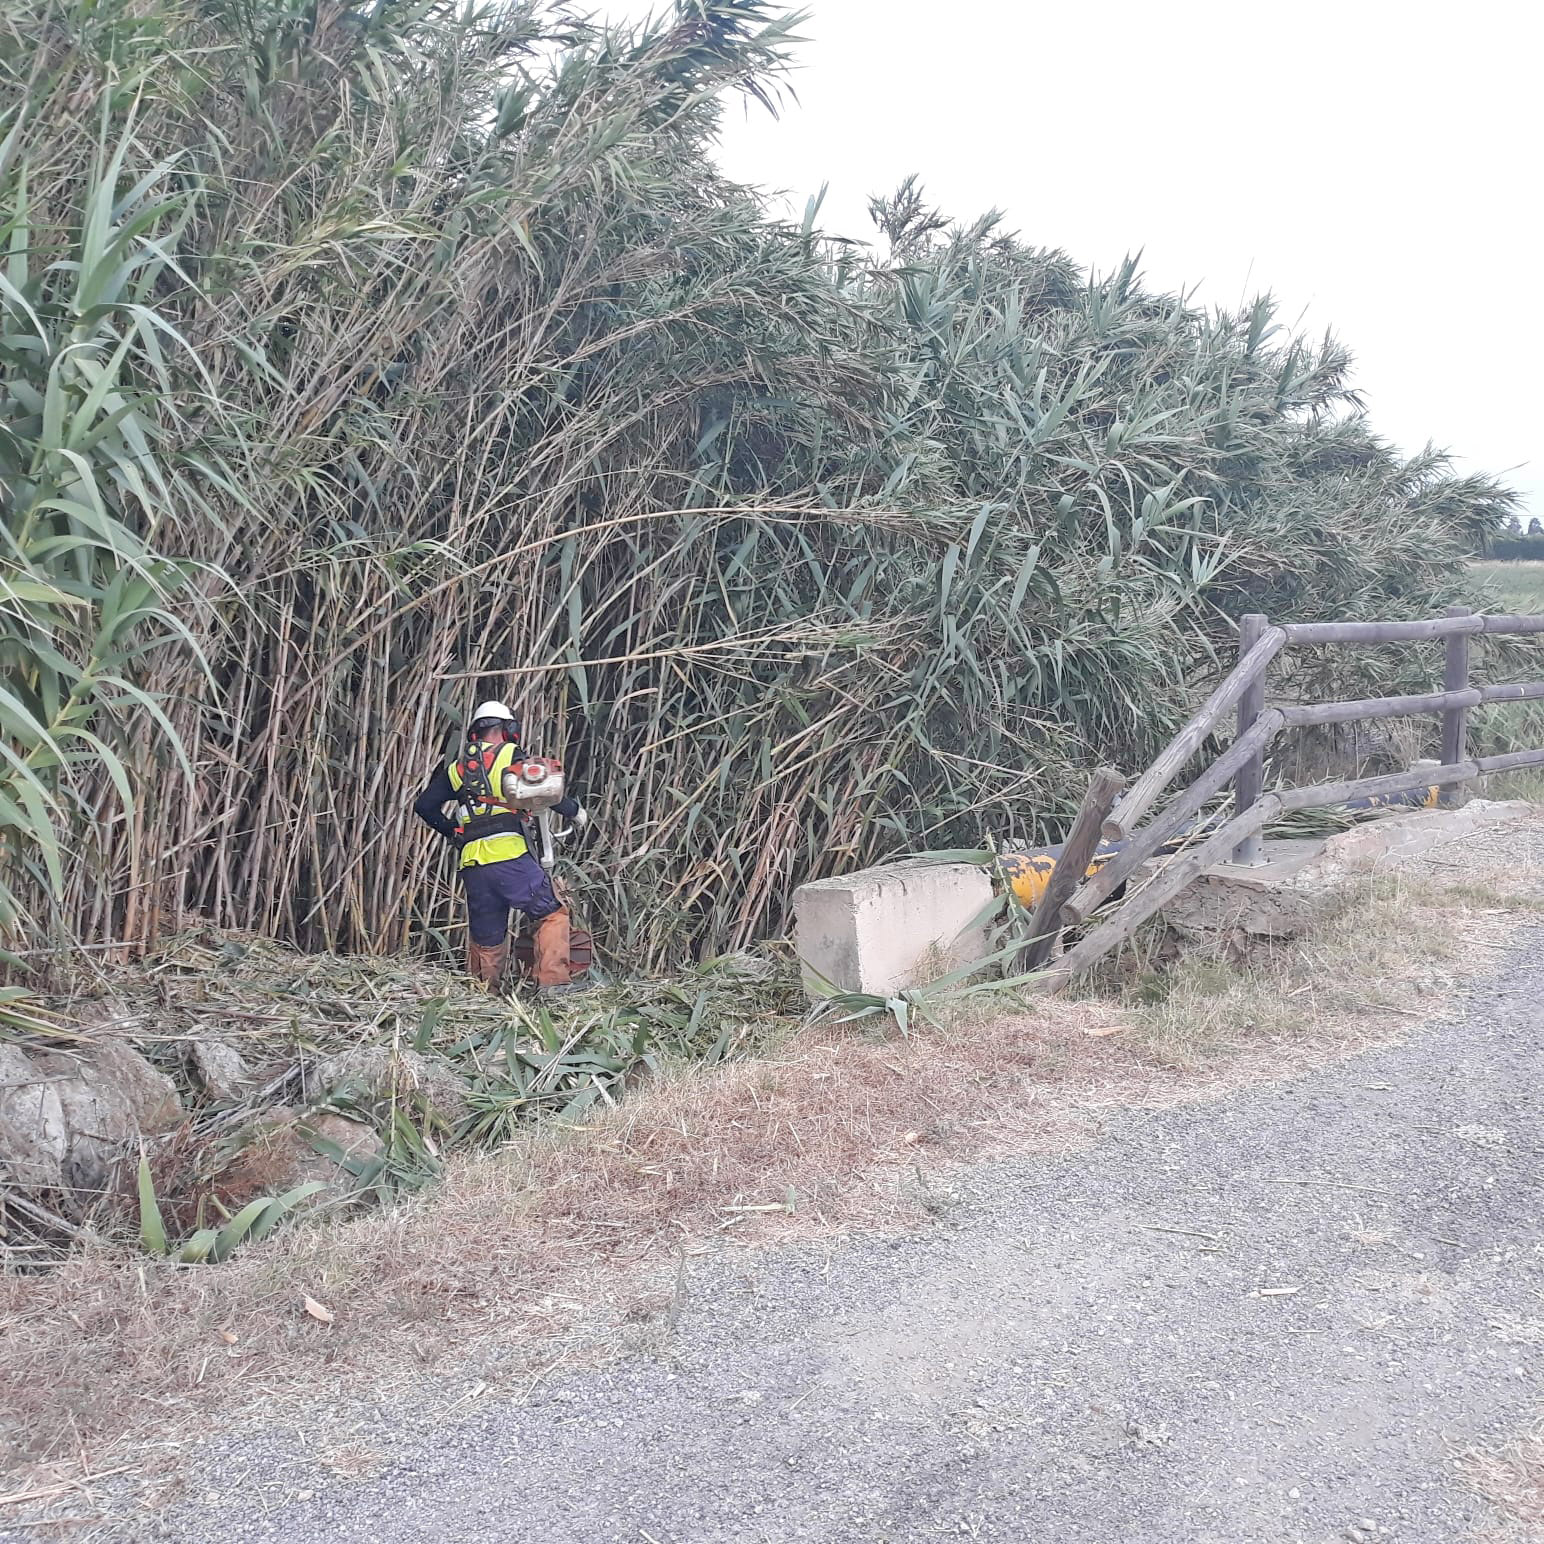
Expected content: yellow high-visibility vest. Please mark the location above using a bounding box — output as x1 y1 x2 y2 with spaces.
447 741 529 869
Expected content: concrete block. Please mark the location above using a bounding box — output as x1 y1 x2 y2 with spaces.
794 858 993 1001
1311 798 1531 874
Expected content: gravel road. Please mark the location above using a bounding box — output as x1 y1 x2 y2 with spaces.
120 935 1544 1542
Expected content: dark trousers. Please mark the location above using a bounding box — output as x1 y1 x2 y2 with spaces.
460 854 562 946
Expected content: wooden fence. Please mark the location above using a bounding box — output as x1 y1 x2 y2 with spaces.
1026 606 1544 985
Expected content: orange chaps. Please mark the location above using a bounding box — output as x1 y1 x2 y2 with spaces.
460 853 572 991
531 906 571 988
464 907 570 989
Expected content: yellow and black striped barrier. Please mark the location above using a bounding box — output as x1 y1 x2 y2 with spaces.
1000 847 1115 910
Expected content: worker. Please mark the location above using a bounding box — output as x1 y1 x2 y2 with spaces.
412 701 587 995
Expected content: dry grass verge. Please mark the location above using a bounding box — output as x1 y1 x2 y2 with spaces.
1457 1288 1544 1540
5 822 1544 1513
1460 1413 1544 1541
1118 869 1514 1069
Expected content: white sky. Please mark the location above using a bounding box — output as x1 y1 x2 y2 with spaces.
616 0 1543 519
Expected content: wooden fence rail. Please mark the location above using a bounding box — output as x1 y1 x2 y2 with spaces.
1100 624 1288 843
1282 613 1544 644
1035 605 1544 989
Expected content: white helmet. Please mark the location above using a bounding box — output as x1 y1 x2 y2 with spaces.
469 700 520 739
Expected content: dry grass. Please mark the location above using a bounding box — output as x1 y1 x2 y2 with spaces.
5 815 1544 1504
1459 1292 1544 1540
1119 871 1497 1069
1460 1414 1544 1540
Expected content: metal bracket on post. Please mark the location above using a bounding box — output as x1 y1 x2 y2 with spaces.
1440 605 1472 806
1231 613 1268 865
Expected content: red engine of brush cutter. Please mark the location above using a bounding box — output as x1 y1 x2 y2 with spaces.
500 755 566 811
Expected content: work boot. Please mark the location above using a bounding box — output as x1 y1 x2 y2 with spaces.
536 980 592 1002
466 937 509 989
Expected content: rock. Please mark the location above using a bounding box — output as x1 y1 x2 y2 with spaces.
1 1038 182 1202
1163 801 1538 943
189 1039 255 1101
31 1040 183 1197
301 1112 382 1173
87 1040 183 1133
44 1067 144 1195
212 1107 383 1208
0 1043 67 1192
310 1045 468 1124
1311 798 1532 876
1161 839 1331 942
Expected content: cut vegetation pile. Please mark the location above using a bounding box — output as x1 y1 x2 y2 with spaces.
0 929 802 1261
0 0 1523 981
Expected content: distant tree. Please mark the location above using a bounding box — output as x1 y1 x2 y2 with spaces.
1529 518 1544 537
1506 515 1524 536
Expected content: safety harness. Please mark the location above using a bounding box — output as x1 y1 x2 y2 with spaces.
449 741 528 843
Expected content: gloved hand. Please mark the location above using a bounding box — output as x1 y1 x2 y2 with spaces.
570 805 589 832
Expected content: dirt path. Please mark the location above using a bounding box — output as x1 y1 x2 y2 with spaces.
104 930 1543 1544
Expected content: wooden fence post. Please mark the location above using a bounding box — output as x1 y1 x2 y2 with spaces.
1231 613 1268 864
1018 767 1124 972
1441 605 1472 805
1101 624 1286 843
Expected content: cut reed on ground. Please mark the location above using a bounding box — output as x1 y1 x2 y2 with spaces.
0 926 807 1260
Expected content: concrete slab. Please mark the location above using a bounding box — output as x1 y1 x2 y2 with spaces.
1312 798 1532 874
793 858 993 1001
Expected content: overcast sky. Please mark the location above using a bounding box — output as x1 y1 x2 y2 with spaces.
624 1 1543 519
